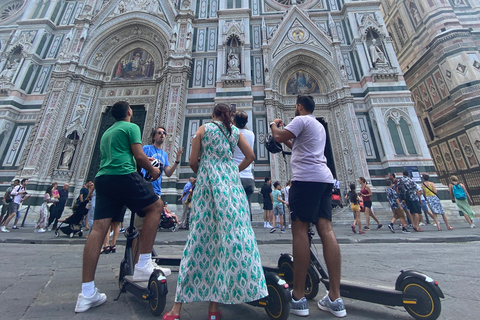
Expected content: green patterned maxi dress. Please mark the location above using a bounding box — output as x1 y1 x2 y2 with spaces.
175 122 268 304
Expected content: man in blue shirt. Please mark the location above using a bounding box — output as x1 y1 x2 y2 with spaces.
178 177 196 229
142 126 183 195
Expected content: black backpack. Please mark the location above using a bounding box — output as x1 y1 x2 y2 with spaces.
265 134 282 154
397 179 408 201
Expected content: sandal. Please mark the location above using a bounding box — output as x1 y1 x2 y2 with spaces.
447 226 454 230
110 245 116 253
100 246 111 254
162 314 180 320
208 309 222 320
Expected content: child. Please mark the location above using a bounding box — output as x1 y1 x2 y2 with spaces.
163 202 180 225
346 183 365 234
272 181 288 233
386 180 410 234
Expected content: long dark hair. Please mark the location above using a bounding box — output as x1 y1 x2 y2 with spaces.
46 186 53 197
213 103 232 135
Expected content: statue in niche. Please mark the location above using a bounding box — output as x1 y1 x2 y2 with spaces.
410 3 420 25
0 59 20 83
369 39 387 66
60 143 76 168
228 51 240 71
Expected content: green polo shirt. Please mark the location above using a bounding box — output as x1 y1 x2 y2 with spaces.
96 121 142 177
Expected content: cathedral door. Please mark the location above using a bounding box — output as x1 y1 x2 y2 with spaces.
317 117 336 177
86 105 147 181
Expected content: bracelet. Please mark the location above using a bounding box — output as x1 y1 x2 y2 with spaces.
175 161 180 164
269 121 277 128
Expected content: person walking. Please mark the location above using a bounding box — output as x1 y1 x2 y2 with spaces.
163 103 267 320
346 183 365 234
385 180 410 234
47 182 68 231
422 174 454 230
272 181 288 233
449 175 476 228
358 177 382 230
35 186 58 233
261 177 274 230
398 170 424 232
1 178 29 232
178 177 195 229
270 95 346 317
75 101 164 313
233 111 255 221
1 179 19 226
284 180 291 228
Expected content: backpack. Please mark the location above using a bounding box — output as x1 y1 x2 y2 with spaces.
452 184 467 200
397 179 408 201
4 189 13 203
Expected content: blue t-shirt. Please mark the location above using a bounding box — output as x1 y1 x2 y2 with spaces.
142 145 170 195
273 189 282 207
181 181 192 202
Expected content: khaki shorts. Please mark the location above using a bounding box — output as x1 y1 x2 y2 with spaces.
392 208 406 220
350 204 360 212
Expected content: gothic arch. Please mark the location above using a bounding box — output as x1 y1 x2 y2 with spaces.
80 13 170 68
384 107 412 124
271 49 342 93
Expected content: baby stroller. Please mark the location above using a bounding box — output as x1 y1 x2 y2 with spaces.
331 189 343 209
54 201 88 238
158 208 177 232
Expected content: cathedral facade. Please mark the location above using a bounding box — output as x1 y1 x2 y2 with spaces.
380 0 480 204
0 0 434 204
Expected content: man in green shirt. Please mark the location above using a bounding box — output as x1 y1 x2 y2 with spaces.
75 101 163 313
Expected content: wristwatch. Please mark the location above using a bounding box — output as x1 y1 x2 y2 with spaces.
269 121 277 128
175 161 180 164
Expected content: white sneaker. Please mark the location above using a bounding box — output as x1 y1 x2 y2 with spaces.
133 259 171 281
0 226 9 233
471 224 476 228
288 224 291 229
75 288 107 313
419 222 425 226
37 228 46 233
266 223 273 229
264 222 267 228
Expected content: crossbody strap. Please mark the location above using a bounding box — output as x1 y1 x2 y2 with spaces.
212 122 234 154
422 182 437 196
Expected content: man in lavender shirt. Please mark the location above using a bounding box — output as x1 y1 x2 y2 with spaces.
270 95 346 318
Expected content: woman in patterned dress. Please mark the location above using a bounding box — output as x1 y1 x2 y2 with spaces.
163 104 268 320
421 174 454 230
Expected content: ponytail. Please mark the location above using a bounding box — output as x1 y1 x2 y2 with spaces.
213 103 232 135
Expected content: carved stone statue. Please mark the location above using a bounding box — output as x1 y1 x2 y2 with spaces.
369 39 386 66
61 143 76 168
228 52 240 71
0 59 20 82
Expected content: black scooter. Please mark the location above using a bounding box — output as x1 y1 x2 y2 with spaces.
275 227 444 320
114 213 168 316
153 256 292 320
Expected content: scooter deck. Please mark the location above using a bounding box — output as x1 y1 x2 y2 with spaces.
321 278 405 306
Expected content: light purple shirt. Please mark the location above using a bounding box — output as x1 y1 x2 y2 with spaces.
284 115 333 183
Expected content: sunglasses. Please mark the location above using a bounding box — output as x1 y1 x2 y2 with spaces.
157 130 167 135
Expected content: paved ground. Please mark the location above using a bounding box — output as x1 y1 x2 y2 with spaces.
1 206 479 320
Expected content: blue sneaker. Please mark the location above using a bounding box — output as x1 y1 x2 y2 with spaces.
317 292 346 317
290 296 309 316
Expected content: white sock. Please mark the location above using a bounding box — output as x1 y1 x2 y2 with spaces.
82 281 95 297
264 222 266 227
137 253 152 268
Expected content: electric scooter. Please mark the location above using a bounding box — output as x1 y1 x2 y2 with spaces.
153 257 292 320
276 227 444 320
114 213 168 316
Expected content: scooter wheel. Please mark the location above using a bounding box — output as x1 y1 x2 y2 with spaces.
264 272 291 320
401 277 441 320
148 273 167 316
278 258 319 300
118 259 127 292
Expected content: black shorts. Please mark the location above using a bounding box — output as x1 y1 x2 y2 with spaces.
263 201 273 211
94 173 159 222
406 199 422 215
363 200 372 208
289 181 333 223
